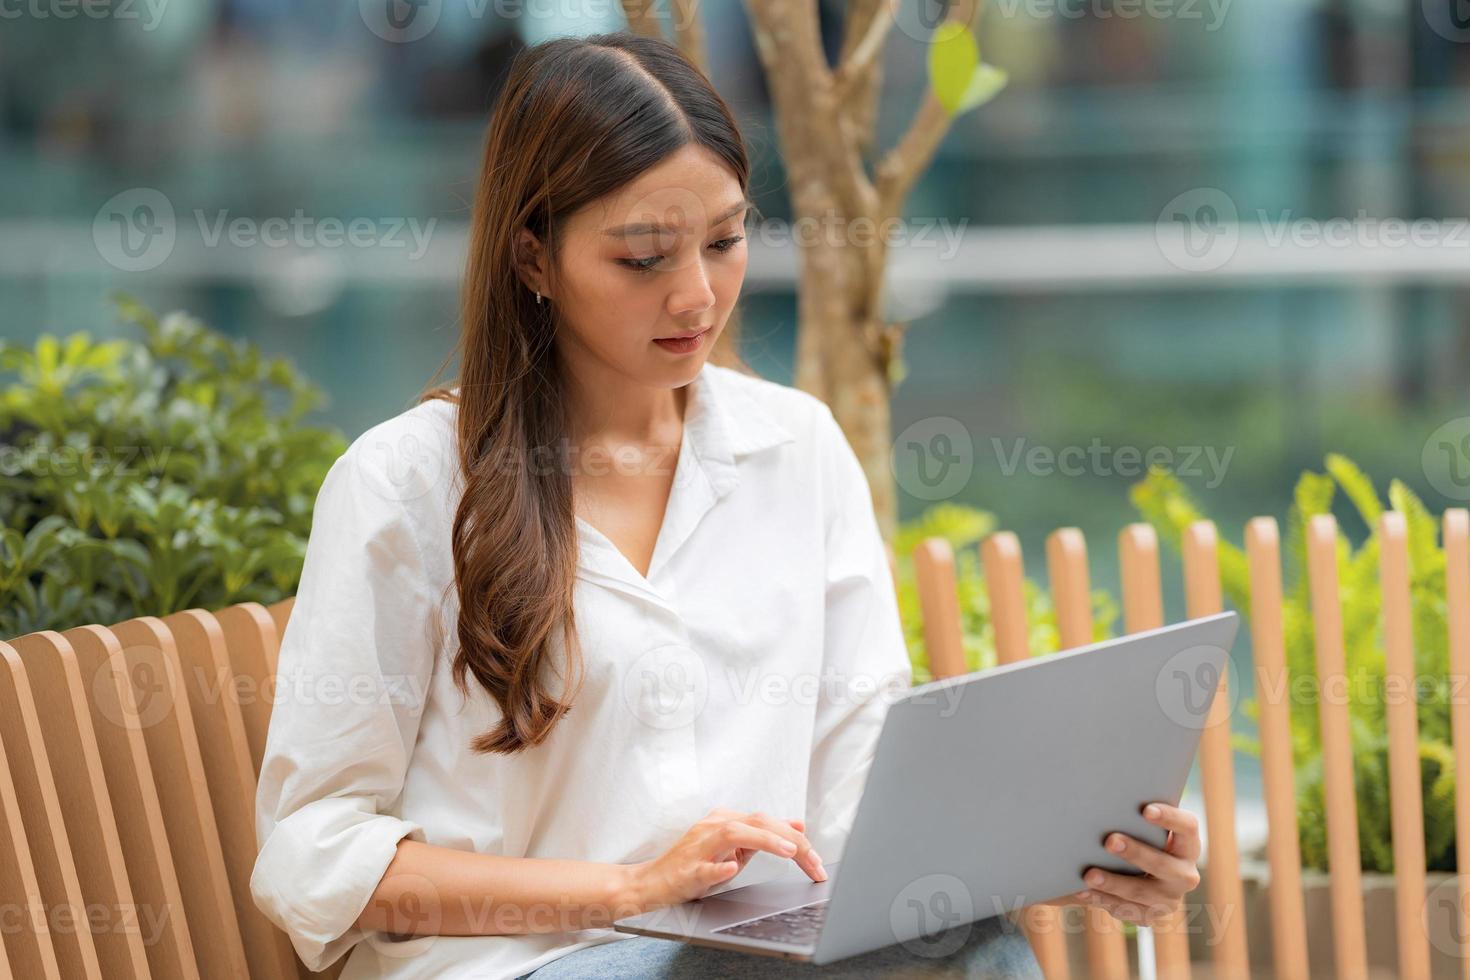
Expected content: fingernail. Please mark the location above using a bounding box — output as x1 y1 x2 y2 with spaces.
1109 835 1125 852
1145 804 1161 820
780 840 797 854
816 859 828 880
1077 890 1091 901
1086 871 1104 887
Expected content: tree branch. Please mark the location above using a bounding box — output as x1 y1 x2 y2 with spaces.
834 0 891 100
670 0 707 75
872 0 981 218
619 0 662 40
835 0 887 160
874 96 949 217
743 0 877 218
742 0 832 90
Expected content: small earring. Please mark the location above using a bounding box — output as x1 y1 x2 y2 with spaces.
535 290 543 305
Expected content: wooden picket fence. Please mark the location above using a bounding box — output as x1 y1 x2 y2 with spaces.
910 512 1470 980
0 509 1465 978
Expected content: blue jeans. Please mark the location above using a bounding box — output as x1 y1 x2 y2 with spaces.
515 913 1043 979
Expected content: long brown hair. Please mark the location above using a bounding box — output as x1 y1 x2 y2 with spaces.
419 32 753 754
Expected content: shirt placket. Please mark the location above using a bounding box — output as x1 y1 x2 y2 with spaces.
649 440 713 834
641 604 706 835
575 389 743 837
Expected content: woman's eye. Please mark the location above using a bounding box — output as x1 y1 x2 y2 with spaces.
617 236 745 274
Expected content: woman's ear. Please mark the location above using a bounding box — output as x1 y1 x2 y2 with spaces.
513 226 549 298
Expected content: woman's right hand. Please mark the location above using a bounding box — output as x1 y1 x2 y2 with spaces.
628 807 827 913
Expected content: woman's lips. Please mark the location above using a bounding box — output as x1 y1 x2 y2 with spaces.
653 328 710 353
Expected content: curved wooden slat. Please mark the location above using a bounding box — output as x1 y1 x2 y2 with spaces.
980 531 1072 980
221 599 336 980
981 534 1030 669
64 623 199 979
8 632 149 979
1378 513 1430 979
1181 521 1249 980
1244 518 1310 980
266 598 295 677
1045 528 1130 980
1117 524 1190 980
214 602 279 779
0 640 101 979
165 608 303 980
1305 514 1369 980
1445 509 1470 980
108 616 250 979
0 703 60 980
913 539 968 680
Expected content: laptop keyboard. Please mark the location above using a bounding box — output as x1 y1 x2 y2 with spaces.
712 900 828 946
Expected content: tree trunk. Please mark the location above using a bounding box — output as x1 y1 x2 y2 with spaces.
621 0 984 544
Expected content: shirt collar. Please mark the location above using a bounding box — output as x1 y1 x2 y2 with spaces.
683 360 797 483
574 361 796 606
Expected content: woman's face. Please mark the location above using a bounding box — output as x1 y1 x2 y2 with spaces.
530 143 750 389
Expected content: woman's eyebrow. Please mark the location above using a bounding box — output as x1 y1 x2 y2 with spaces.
603 197 753 238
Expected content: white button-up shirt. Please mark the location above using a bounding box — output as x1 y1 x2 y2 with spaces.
250 361 913 980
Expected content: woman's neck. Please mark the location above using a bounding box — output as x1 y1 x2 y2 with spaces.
561 358 689 449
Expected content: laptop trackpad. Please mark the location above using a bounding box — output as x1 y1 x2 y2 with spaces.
618 864 837 935
702 864 835 916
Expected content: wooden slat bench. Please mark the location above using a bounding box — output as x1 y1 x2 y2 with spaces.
0 600 342 979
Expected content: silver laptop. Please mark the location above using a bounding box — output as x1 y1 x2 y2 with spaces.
613 611 1239 964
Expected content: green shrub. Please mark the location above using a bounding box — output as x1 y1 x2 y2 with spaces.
3 302 1127 704
0 299 345 638
1131 459 1457 873
894 502 1118 684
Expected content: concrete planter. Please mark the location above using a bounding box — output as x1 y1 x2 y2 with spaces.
1050 859 1468 978
1152 859 1460 978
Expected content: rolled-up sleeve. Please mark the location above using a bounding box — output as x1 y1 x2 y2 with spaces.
250 438 440 972
804 403 914 863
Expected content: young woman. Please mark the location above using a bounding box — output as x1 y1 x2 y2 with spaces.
251 31 1203 980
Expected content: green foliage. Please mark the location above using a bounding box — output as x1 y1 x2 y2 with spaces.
1131 458 1457 873
0 299 345 637
894 502 1118 685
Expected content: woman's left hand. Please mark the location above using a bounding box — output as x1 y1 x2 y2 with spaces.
1074 802 1202 926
